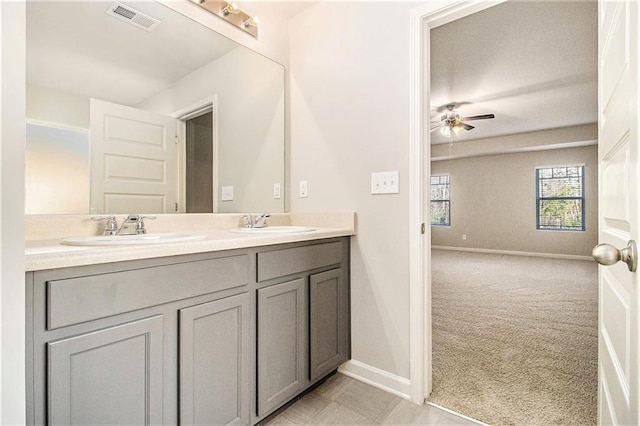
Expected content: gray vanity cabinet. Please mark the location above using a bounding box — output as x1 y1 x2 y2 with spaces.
256 278 307 417
254 239 350 420
27 237 350 426
47 315 165 425
26 251 250 425
179 293 250 425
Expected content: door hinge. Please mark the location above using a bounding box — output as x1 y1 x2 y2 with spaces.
175 202 178 212
174 136 179 145
421 223 426 234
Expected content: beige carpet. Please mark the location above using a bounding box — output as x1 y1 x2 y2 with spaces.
428 249 598 426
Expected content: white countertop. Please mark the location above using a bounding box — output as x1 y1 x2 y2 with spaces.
26 226 353 271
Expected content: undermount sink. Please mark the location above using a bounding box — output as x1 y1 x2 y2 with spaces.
61 232 208 246
229 226 316 234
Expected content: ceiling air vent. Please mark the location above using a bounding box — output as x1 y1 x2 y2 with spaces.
106 2 161 32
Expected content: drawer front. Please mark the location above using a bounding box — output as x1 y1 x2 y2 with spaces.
47 254 248 330
257 242 342 282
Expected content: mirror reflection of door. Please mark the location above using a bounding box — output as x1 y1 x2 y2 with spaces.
185 112 214 213
90 98 178 214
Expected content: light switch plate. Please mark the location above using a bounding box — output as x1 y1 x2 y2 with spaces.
299 180 308 198
273 183 281 199
221 185 234 201
371 171 399 194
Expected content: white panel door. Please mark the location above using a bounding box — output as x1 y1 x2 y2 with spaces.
597 1 639 424
90 98 178 214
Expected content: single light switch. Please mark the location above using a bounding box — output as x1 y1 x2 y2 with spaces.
221 185 234 201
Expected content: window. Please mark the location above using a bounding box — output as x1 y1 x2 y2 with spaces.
430 175 450 226
536 166 585 231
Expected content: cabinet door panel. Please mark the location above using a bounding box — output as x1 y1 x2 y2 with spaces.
257 278 307 416
48 315 164 425
179 294 250 426
310 268 349 381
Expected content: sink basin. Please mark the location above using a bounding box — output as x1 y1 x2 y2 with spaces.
229 226 316 234
61 232 208 246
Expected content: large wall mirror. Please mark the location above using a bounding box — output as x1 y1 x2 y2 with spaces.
26 0 285 215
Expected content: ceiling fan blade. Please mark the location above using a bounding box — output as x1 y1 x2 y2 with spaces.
461 123 475 131
461 114 495 121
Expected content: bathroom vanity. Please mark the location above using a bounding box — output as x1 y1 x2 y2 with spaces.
25 220 352 425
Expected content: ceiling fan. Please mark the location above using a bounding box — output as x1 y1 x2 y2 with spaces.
431 104 495 136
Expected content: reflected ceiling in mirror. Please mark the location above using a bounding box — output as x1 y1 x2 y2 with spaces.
25 0 284 215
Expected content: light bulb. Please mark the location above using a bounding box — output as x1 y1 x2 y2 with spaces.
221 2 240 16
243 16 259 27
440 126 451 137
452 126 461 135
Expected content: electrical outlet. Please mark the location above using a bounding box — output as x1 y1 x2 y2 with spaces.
221 186 234 201
273 183 281 199
299 180 308 198
371 171 399 194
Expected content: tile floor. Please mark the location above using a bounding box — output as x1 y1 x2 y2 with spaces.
263 373 480 425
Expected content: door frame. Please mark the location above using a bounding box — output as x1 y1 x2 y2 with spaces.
172 95 219 213
407 0 508 403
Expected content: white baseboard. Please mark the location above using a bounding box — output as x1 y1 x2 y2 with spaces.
338 359 411 400
431 245 594 261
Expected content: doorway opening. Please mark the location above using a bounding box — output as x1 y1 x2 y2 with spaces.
417 1 598 424
173 97 218 213
184 112 214 213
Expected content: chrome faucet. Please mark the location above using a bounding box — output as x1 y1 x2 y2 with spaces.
92 216 119 236
241 213 270 228
254 213 270 228
118 214 156 235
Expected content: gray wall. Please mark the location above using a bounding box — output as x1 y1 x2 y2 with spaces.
289 1 420 381
431 145 598 257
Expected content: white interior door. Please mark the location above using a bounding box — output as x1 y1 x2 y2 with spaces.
90 98 178 214
596 1 639 424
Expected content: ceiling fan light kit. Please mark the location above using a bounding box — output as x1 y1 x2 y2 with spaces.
432 103 495 138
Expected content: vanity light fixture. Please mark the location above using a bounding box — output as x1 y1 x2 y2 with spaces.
190 0 258 38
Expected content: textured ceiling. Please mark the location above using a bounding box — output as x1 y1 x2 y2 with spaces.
429 1 598 145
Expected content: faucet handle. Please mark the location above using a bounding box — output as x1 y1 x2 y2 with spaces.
254 213 271 228
92 215 118 236
241 214 254 228
135 215 156 234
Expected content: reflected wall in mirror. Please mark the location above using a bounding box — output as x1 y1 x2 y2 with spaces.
25 0 285 215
